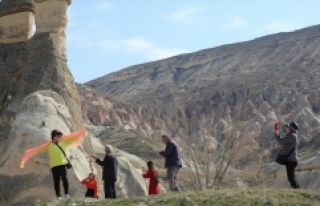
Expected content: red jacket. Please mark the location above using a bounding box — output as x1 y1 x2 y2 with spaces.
142 170 160 195
81 178 98 198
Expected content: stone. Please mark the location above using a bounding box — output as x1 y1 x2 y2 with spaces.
215 119 228 131
0 91 88 205
34 0 69 34
259 101 271 116
0 0 35 17
0 9 34 43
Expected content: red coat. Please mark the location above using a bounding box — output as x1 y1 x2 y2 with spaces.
142 170 160 195
81 178 98 198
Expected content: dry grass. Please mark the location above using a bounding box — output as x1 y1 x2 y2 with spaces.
41 188 320 206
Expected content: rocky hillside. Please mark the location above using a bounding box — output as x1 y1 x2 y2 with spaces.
86 24 320 146
83 25 320 189
87 25 320 107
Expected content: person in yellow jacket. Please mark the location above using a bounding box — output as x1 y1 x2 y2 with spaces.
42 130 78 200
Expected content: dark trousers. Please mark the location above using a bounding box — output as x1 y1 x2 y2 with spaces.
285 162 300 189
85 189 98 198
51 165 69 197
104 180 116 199
166 166 181 191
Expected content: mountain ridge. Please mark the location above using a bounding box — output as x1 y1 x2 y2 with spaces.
86 24 320 110
86 24 320 88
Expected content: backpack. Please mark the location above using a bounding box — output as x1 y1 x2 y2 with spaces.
153 171 159 184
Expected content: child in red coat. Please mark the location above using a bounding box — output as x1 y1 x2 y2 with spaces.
142 161 160 195
81 173 98 199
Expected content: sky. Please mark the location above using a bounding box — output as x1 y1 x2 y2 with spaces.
66 0 320 83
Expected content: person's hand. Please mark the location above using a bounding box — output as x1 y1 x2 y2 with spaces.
91 155 97 160
274 129 279 135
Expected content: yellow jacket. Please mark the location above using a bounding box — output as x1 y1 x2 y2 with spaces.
43 138 77 168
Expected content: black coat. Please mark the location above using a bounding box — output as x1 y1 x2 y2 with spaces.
96 153 118 181
159 140 182 168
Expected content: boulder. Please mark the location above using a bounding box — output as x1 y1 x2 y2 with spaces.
0 91 89 205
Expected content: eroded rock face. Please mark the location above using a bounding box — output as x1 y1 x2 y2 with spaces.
0 91 90 205
0 0 35 17
0 25 84 204
0 30 83 184
35 0 69 34
0 11 35 43
0 91 155 205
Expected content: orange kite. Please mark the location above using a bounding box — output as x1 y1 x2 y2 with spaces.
20 129 88 168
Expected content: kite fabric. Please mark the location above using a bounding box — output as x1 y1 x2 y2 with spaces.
20 129 88 168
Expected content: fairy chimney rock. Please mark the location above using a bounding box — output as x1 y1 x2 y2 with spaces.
0 0 71 44
34 0 71 35
0 0 35 43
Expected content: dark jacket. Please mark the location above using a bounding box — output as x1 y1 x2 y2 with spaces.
275 132 299 162
159 140 182 168
96 153 118 181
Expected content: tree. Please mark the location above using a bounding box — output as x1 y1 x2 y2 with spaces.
173 108 259 191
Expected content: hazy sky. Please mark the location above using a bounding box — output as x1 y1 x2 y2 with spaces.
66 0 320 83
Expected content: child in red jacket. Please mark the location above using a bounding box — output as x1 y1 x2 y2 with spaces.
142 161 160 195
81 173 98 198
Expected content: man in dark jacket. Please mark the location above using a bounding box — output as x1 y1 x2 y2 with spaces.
159 135 182 191
274 121 300 189
92 145 118 198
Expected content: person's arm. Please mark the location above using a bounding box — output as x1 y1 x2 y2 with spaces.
61 136 80 147
38 144 50 153
20 142 51 168
142 170 152 179
275 133 295 145
93 180 98 198
81 178 88 185
159 142 174 157
95 155 110 167
59 129 88 147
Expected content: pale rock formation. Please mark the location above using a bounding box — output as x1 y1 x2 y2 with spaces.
0 91 89 205
265 110 277 123
297 96 310 108
0 91 156 205
34 0 70 35
0 0 71 44
252 113 266 124
215 118 228 131
243 100 256 120
0 0 35 43
259 101 271 116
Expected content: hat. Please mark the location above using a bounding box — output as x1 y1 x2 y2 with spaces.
51 130 63 139
285 122 298 133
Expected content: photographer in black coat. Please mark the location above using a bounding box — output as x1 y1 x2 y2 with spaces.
92 145 118 198
274 122 300 189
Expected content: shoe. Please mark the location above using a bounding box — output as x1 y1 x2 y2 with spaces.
57 197 62 200
65 194 70 199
